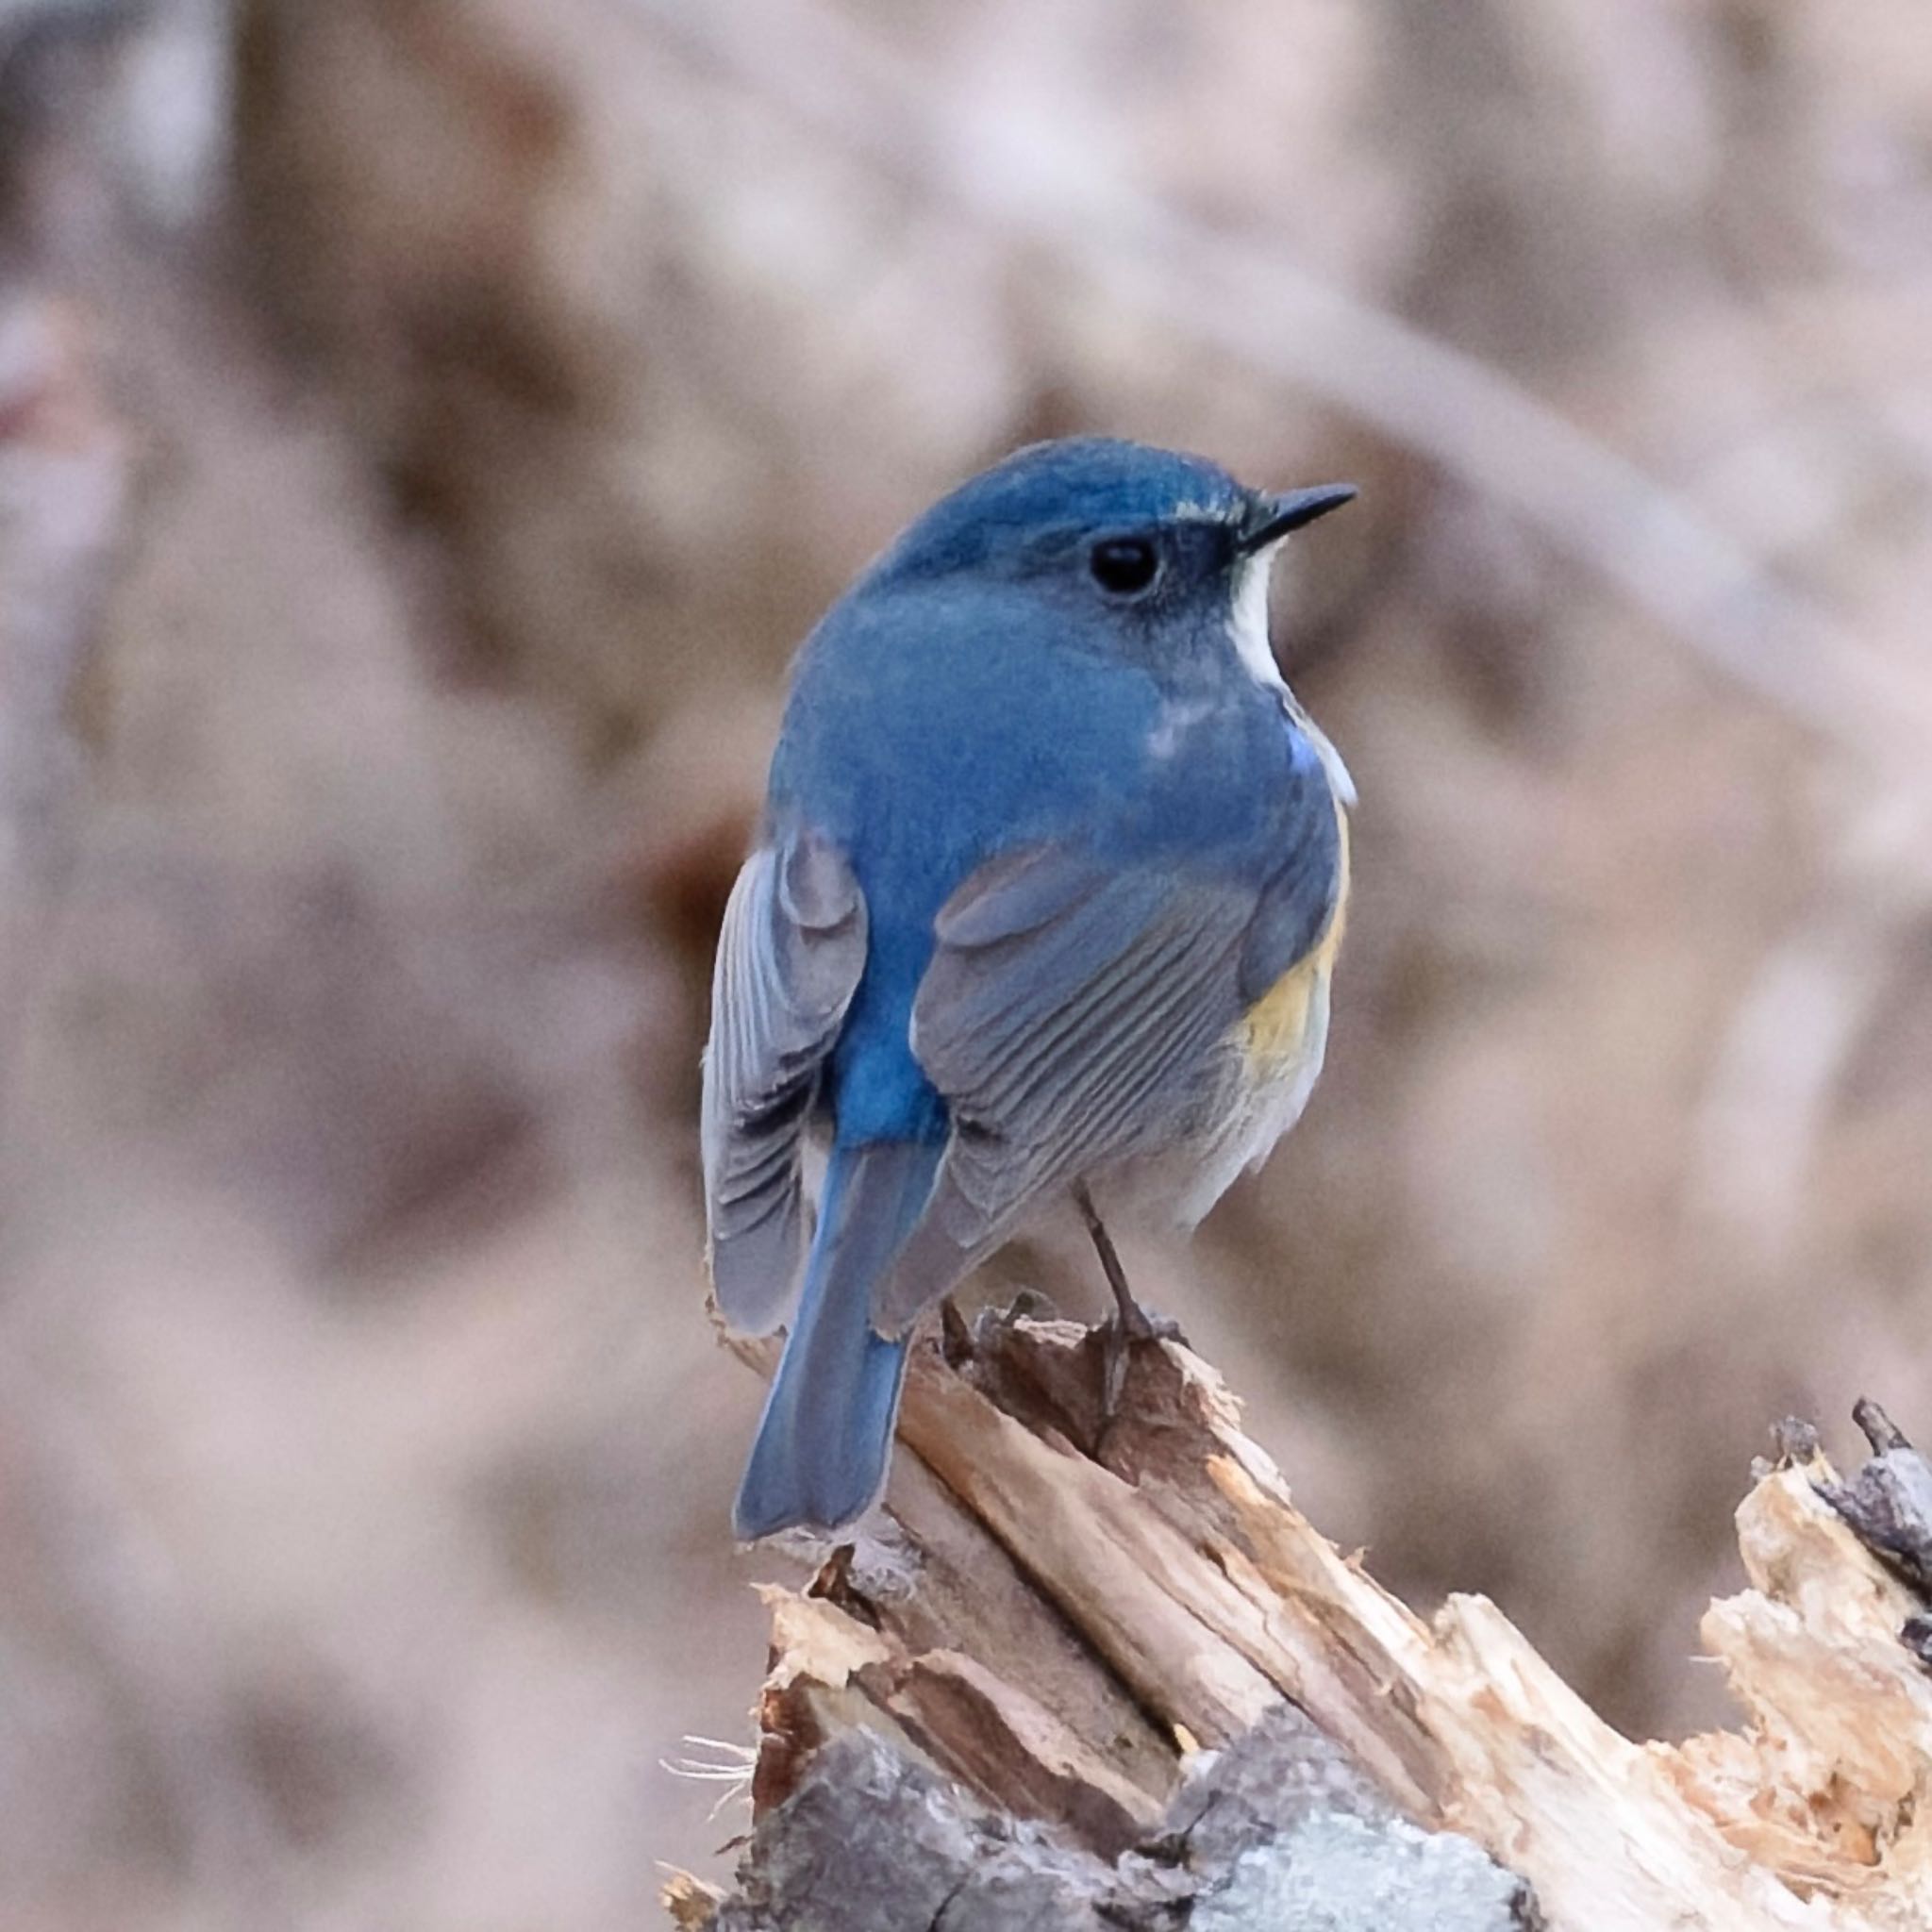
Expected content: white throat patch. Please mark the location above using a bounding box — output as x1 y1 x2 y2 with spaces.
1231 553 1288 691
1232 551 1357 809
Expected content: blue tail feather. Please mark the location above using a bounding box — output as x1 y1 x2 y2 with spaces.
732 1139 942 1541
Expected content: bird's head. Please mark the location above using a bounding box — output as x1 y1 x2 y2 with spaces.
873 437 1355 689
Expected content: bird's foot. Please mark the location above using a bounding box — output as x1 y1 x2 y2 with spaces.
1072 1179 1188 1433
1096 1292 1188 1429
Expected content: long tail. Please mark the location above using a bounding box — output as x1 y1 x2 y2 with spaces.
733 1139 942 1541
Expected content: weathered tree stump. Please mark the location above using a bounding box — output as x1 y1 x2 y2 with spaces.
669 1311 1932 1929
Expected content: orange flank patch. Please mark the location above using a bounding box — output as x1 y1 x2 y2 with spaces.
1241 806 1348 1070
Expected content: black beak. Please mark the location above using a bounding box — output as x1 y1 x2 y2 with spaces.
1236 483 1358 554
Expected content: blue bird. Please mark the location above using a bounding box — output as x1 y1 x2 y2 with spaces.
702 437 1357 1541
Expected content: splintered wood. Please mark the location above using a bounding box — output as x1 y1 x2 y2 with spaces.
688 1318 1932 1930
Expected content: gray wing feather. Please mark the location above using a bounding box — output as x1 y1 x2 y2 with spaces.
874 847 1253 1333
1239 805 1342 1006
703 828 867 1333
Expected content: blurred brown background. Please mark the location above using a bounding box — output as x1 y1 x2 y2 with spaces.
3 1 1930 1925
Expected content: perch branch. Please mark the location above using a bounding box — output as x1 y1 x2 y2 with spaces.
685 1310 1932 1929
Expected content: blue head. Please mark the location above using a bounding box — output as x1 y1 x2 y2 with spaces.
862 437 1355 689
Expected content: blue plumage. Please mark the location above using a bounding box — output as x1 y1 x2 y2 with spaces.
703 437 1357 1538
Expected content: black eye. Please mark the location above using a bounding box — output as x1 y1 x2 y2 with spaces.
1088 536 1161 598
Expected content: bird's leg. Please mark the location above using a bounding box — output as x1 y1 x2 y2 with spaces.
1074 1181 1182 1421
1074 1180 1152 1336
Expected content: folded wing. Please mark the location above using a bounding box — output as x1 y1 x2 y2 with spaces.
702 827 868 1334
874 842 1258 1333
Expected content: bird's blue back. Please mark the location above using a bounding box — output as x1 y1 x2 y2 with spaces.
774 579 1146 1142
772 570 1320 1146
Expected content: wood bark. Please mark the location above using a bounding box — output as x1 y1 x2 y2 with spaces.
669 1313 1932 1929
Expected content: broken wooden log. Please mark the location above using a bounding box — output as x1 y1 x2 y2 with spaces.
672 1312 1932 1929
